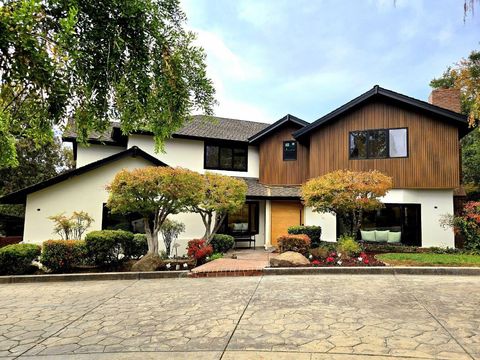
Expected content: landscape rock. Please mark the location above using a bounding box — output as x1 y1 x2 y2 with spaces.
270 251 310 267
131 253 163 272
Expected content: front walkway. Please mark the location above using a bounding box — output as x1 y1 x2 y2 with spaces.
0 275 479 359
191 248 277 277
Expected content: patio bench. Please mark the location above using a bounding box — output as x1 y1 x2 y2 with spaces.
233 234 256 249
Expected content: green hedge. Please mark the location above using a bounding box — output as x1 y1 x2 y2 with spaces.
125 234 148 259
211 234 235 253
288 226 322 246
85 230 134 265
0 243 41 275
41 240 87 273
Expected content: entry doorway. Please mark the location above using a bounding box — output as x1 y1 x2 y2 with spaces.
271 201 303 246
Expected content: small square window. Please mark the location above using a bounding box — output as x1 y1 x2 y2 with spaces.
283 141 297 160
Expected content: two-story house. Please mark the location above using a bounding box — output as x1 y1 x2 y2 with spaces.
0 86 469 250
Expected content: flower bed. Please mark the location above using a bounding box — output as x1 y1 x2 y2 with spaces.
309 251 385 267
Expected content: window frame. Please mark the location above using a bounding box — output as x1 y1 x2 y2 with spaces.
283 140 298 161
349 127 408 160
222 201 260 235
203 140 248 172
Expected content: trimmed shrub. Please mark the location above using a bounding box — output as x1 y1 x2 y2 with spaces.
288 225 322 246
277 234 311 255
0 243 41 275
85 230 134 265
209 253 224 261
187 239 213 263
123 234 148 259
336 235 362 258
41 240 87 273
211 234 235 253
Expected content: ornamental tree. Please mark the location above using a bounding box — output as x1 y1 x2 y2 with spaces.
106 167 203 254
301 170 393 237
190 173 247 242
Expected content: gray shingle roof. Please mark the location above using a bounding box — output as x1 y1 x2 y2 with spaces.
240 177 301 198
63 115 270 143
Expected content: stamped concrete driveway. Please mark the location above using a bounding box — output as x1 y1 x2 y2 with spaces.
0 275 479 360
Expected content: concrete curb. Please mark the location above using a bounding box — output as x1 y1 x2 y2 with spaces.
264 266 480 276
0 270 189 284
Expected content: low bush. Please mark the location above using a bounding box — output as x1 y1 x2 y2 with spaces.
441 201 480 254
336 235 362 258
85 230 134 265
209 253 223 261
362 243 420 254
0 243 41 275
187 239 213 263
211 234 235 253
277 234 311 255
123 234 148 259
288 226 322 246
41 240 87 272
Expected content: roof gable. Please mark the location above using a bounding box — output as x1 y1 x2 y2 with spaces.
0 146 167 204
248 114 308 144
293 85 469 140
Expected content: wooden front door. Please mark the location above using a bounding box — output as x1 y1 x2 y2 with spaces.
271 201 303 246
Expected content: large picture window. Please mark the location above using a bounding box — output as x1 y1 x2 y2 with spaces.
349 128 407 159
204 142 248 171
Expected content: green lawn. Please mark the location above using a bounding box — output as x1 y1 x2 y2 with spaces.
376 253 480 267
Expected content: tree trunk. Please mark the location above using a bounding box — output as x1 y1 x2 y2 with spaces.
144 217 159 254
209 212 227 242
200 211 212 241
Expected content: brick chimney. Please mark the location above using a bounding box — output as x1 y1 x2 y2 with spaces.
428 88 461 113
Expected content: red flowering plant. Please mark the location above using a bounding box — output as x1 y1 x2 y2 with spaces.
311 259 321 267
441 201 480 253
187 239 213 264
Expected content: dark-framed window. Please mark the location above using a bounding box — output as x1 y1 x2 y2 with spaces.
283 140 297 161
218 201 260 235
204 141 248 171
349 128 408 159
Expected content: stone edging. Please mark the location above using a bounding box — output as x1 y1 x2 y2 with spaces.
263 266 480 276
2 266 480 283
0 270 189 284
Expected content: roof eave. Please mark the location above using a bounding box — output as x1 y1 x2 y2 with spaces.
293 86 469 140
249 114 308 144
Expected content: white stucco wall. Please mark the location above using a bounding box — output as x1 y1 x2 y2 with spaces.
24 157 154 244
304 208 337 242
127 134 260 178
76 144 125 167
302 189 455 248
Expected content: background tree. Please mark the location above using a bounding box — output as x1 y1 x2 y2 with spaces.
431 50 480 197
0 137 74 218
190 173 247 242
106 167 203 254
160 219 185 257
0 0 215 168
301 170 393 237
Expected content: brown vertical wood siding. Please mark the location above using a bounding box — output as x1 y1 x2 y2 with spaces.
259 124 309 185
308 101 460 189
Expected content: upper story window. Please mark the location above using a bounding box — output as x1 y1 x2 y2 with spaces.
283 141 297 161
349 128 408 159
204 142 248 171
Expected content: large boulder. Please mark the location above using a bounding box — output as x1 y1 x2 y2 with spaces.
270 251 310 267
131 253 163 272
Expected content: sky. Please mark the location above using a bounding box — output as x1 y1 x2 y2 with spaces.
181 0 479 124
